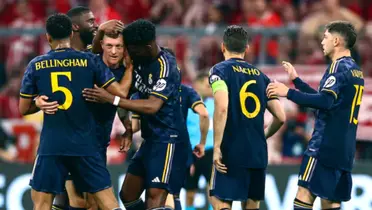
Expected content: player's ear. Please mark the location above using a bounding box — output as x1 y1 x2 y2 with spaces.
72 23 79 32
221 42 225 54
244 44 249 55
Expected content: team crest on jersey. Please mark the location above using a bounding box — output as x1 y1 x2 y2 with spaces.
148 73 153 85
153 79 167 91
323 76 336 88
209 75 221 84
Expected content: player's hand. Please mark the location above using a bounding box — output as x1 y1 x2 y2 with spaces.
282 61 298 80
189 164 195 176
98 19 124 34
119 130 132 153
82 85 114 104
213 148 227 173
35 95 59 114
266 81 289 98
193 144 205 159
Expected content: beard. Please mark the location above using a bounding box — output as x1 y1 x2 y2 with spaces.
79 29 94 46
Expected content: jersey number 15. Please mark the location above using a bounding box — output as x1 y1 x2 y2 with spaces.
240 80 261 119
51 72 73 110
350 84 364 125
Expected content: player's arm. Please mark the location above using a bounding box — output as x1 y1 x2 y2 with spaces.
118 55 133 96
265 99 286 138
18 62 43 115
92 20 124 54
131 117 141 133
193 104 209 146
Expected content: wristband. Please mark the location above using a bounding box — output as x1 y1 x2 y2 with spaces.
113 96 120 106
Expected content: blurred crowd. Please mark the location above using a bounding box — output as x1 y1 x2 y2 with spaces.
0 0 372 165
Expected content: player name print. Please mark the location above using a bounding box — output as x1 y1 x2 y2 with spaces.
134 71 151 94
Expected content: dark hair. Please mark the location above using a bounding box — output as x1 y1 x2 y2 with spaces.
46 13 72 40
223 25 249 53
122 19 156 46
325 21 357 49
66 6 90 19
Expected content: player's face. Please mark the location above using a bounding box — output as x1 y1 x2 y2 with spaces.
77 12 98 45
102 35 124 66
126 44 152 65
321 30 334 56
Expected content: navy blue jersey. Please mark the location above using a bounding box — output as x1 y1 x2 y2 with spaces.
305 56 364 171
180 84 204 121
131 49 187 143
209 58 276 168
92 57 125 148
20 48 115 156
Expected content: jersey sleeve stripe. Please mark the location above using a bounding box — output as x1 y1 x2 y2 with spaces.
321 88 338 99
150 92 168 100
160 56 168 78
101 77 115 88
158 58 164 78
161 56 169 77
20 93 37 98
191 100 204 110
329 60 340 74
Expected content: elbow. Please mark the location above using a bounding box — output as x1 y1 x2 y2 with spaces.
277 114 286 125
198 109 209 120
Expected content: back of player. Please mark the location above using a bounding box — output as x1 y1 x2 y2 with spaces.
210 59 272 169
208 25 285 210
19 14 121 209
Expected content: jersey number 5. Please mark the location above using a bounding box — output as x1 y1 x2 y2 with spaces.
240 80 261 119
350 85 364 124
51 72 73 110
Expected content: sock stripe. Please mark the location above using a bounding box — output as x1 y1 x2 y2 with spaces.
52 206 64 210
294 201 313 208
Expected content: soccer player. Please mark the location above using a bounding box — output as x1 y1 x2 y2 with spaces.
19 13 128 210
82 19 189 210
208 25 286 210
130 80 210 210
267 21 363 210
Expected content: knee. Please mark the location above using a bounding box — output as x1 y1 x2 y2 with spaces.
146 189 168 208
69 196 87 208
296 187 315 204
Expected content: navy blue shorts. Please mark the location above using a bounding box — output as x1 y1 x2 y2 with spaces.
30 153 111 194
209 165 266 201
127 141 188 195
298 155 352 202
66 147 107 181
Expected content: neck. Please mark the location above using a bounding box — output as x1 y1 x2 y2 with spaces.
51 40 70 50
150 44 161 59
224 51 245 60
331 48 351 62
103 56 120 69
71 34 86 51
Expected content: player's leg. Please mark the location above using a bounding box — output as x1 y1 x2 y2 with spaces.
200 149 214 210
52 192 69 210
65 180 87 209
86 193 98 210
165 193 175 208
184 164 199 210
209 165 246 210
30 155 67 210
295 155 317 209
241 168 266 210
119 143 147 210
319 170 352 210
173 194 181 210
145 142 188 209
68 155 120 210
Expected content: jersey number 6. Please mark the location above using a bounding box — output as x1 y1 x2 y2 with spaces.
51 72 73 110
239 80 260 119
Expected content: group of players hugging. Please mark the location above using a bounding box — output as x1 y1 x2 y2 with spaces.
18 5 363 210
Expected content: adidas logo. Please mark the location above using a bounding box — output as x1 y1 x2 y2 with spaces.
152 177 160 183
